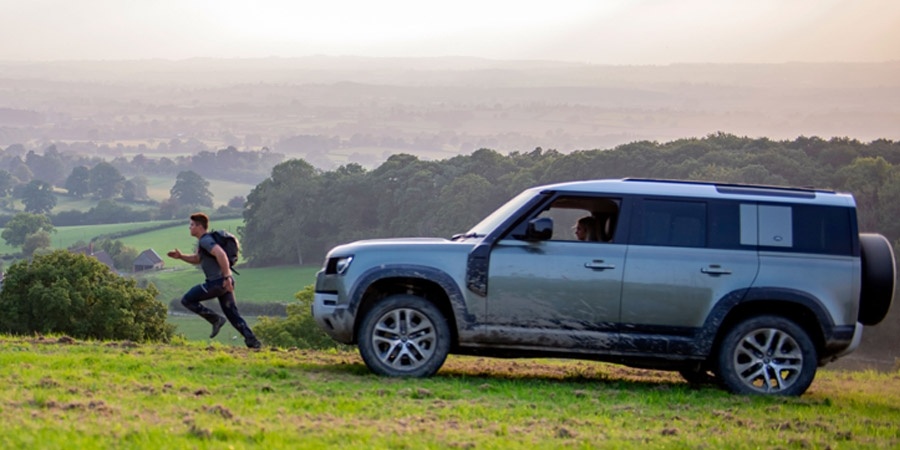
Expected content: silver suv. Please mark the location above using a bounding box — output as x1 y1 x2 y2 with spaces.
313 178 895 395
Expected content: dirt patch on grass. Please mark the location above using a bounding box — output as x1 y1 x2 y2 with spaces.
439 357 682 385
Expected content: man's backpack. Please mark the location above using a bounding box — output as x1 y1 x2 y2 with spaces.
204 230 241 275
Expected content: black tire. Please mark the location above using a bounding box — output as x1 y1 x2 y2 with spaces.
858 233 896 326
715 316 817 396
357 294 451 378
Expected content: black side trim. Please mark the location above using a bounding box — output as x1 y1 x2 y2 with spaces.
466 245 491 297
831 325 855 341
693 287 836 355
349 264 474 325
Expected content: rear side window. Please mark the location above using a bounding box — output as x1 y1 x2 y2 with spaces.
629 197 854 255
633 199 706 247
754 203 854 255
791 205 854 255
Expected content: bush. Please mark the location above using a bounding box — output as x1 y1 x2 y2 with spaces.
253 285 348 350
0 250 174 342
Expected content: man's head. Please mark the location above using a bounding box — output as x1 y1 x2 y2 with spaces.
189 212 209 238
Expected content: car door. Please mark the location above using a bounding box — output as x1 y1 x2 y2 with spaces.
619 198 759 354
483 196 626 352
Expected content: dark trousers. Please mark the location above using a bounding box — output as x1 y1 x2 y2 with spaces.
180 277 257 341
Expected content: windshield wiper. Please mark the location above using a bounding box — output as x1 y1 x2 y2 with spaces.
451 232 484 241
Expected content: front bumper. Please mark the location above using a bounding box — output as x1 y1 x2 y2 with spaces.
312 290 355 344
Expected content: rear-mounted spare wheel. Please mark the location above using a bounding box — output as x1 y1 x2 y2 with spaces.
858 233 896 326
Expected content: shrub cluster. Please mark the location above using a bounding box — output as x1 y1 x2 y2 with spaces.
253 285 348 350
0 250 174 342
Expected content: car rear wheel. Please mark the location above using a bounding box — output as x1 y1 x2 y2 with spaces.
357 294 450 378
716 315 817 396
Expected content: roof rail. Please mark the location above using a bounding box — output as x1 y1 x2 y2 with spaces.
622 178 834 196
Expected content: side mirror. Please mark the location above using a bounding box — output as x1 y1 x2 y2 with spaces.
525 217 553 241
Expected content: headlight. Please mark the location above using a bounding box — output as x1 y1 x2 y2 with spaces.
327 256 354 275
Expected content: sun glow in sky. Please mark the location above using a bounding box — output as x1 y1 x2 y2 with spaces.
1 0 898 63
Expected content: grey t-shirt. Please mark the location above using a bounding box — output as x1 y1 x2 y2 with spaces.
198 233 225 281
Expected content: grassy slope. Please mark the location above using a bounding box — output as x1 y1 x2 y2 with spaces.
1 334 898 448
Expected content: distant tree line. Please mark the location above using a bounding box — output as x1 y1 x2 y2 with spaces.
1 142 284 184
0 143 282 212
240 133 900 266
0 143 273 225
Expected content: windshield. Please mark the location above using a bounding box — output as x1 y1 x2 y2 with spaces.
464 189 538 237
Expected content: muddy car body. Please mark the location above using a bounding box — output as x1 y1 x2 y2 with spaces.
313 178 895 395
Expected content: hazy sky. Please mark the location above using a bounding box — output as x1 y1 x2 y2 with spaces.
2 0 899 64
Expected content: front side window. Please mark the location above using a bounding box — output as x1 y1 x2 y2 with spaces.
532 195 621 243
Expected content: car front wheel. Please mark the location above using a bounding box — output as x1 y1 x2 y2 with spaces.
357 294 450 378
716 315 817 396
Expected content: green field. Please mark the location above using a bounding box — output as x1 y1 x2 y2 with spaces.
118 217 243 258
1 334 898 448
0 216 241 257
141 265 319 304
0 219 182 255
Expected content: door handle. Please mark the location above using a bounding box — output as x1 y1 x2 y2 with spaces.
584 260 616 270
701 265 732 275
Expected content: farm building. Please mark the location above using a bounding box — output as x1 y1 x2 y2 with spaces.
133 249 164 272
71 244 117 271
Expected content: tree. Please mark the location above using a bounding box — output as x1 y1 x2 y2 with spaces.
90 162 126 199
9 158 33 184
227 195 245 209
2 212 54 247
837 156 892 232
93 238 140 271
20 179 57 214
0 250 174 342
0 169 14 197
25 146 66 186
169 170 213 207
65 166 91 198
122 176 149 202
241 159 321 265
22 230 52 257
431 173 498 237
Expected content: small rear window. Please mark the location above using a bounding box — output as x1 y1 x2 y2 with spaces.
791 205 854 255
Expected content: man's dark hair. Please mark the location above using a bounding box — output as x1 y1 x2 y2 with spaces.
190 212 209 230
